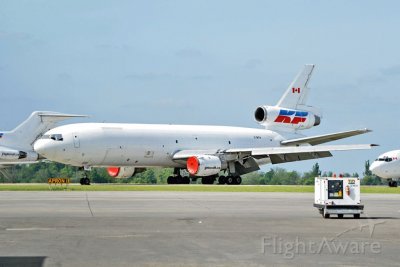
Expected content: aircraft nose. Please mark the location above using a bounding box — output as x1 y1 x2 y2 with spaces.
34 139 54 159
369 161 381 176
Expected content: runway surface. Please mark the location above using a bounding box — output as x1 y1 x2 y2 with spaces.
0 191 399 267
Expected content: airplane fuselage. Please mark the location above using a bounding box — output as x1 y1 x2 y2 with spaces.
34 123 297 168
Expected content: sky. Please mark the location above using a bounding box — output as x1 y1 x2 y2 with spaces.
1 0 400 176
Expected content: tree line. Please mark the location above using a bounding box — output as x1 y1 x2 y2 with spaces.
0 160 384 185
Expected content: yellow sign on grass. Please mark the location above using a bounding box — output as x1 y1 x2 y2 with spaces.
48 178 70 184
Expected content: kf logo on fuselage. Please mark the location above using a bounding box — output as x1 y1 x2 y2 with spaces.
274 109 308 124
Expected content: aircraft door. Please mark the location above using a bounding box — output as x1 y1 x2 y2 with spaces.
73 133 80 148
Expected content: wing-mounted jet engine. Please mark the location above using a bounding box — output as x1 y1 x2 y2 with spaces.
107 166 146 179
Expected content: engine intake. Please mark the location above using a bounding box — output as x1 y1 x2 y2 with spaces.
187 155 222 177
107 166 145 178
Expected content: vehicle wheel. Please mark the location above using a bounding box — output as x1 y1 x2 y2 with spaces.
322 209 330 218
388 181 393 187
226 176 234 185
338 214 344 219
235 176 242 185
218 176 226 185
80 178 84 185
393 181 398 187
354 214 360 219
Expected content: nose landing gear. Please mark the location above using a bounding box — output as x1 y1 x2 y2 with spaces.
388 180 398 187
78 168 91 185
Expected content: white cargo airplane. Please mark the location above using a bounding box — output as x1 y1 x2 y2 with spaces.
34 65 376 185
0 111 86 177
370 150 400 187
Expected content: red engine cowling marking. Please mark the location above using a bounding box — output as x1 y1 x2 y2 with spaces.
187 156 199 175
107 167 120 177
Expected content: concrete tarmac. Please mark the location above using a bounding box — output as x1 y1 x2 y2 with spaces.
0 191 399 267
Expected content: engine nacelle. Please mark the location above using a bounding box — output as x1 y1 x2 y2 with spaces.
254 105 321 130
186 155 222 177
0 149 38 161
107 166 145 178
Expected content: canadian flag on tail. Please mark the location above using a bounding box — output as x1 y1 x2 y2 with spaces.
292 87 301 94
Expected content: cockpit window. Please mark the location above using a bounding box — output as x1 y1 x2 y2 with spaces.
40 134 64 141
376 157 393 162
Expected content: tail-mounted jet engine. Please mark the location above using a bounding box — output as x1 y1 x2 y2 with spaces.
254 105 320 130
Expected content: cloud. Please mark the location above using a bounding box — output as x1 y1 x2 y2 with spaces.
380 65 400 76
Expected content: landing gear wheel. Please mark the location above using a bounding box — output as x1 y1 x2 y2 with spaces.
226 176 234 185
80 174 90 185
201 177 215 184
354 214 360 219
218 176 226 185
393 181 398 187
234 176 242 185
182 176 190 184
338 214 344 219
167 176 175 184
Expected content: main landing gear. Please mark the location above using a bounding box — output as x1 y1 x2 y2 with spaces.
167 176 191 184
200 175 242 185
218 176 242 185
167 168 191 184
388 180 398 187
166 169 243 185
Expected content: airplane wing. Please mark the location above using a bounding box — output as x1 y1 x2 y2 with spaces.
173 144 376 160
172 144 376 175
280 129 372 146
225 144 376 156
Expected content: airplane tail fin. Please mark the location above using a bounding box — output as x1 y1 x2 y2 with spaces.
276 64 315 109
3 111 87 149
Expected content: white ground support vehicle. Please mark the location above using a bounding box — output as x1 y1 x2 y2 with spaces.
313 176 364 219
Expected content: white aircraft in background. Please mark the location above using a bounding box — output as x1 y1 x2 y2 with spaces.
0 111 86 177
34 65 376 185
370 150 400 187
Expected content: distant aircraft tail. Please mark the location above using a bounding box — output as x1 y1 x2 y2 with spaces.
1 111 87 150
276 64 315 110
